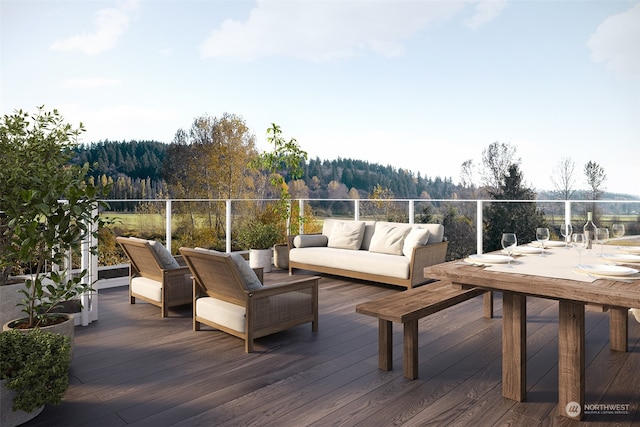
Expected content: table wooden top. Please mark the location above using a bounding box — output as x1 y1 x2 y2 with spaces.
424 247 640 308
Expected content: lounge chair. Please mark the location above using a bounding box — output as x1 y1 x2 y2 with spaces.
116 237 192 317
179 247 319 352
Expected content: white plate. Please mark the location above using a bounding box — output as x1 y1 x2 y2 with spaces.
529 241 566 248
468 254 514 264
619 246 640 254
503 246 542 255
577 264 638 276
602 254 640 264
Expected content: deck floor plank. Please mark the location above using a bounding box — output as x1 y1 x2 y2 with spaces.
19 269 640 426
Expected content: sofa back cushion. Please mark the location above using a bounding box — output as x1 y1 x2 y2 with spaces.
369 223 411 256
326 220 366 250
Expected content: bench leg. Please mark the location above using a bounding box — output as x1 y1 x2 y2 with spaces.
404 320 419 380
379 319 393 371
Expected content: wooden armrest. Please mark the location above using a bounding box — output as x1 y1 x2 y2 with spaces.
249 276 320 297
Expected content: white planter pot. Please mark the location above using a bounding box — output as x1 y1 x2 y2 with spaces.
0 379 45 427
249 248 272 273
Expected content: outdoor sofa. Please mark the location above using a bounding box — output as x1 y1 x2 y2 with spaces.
288 219 448 289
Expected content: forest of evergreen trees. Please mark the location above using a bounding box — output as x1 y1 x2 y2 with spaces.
72 140 460 200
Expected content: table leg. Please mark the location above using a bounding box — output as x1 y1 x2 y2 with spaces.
609 307 628 352
379 319 393 371
558 300 585 419
502 292 526 401
404 320 419 379
483 291 494 318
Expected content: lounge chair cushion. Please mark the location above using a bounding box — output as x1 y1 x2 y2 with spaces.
402 228 431 257
369 223 411 256
230 253 263 291
196 297 246 333
148 240 180 269
131 276 162 302
327 220 365 250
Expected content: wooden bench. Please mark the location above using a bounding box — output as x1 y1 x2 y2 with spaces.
355 281 487 379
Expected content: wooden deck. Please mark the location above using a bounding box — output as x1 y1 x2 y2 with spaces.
23 269 640 426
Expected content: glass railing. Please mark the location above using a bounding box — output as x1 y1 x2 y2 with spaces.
100 197 639 263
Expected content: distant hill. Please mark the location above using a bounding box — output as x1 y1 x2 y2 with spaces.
72 140 639 201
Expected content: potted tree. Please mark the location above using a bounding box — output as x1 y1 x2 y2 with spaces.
251 123 308 269
236 220 280 272
0 107 108 352
0 328 71 426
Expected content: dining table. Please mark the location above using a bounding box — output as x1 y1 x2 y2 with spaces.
423 242 640 420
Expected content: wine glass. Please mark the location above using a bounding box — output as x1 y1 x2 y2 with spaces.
501 233 517 268
612 223 625 249
573 233 586 266
536 227 550 256
595 227 609 256
559 224 573 249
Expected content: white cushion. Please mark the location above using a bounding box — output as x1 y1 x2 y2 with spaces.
131 276 162 302
293 234 328 248
196 297 246 333
230 253 263 291
290 247 411 279
148 240 180 269
327 221 365 250
369 224 410 256
402 228 431 257
631 308 640 324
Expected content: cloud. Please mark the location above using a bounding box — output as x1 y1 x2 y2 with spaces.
63 77 120 89
199 0 466 62
73 104 179 142
464 0 507 30
587 3 640 79
50 0 139 55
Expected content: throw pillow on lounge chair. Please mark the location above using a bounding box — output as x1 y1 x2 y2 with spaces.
631 308 640 323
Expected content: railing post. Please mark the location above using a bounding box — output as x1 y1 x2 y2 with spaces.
354 199 360 221
299 199 305 234
409 200 415 224
226 199 232 253
165 199 172 253
477 200 484 254
565 200 571 227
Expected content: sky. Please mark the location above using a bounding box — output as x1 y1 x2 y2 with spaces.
1 0 639 197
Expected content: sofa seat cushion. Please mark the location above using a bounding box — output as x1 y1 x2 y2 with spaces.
131 276 162 302
290 247 411 279
196 297 246 333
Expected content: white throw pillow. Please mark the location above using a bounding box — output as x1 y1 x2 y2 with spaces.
148 240 180 269
631 308 640 324
402 228 431 257
327 221 366 250
230 253 263 291
369 224 410 256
